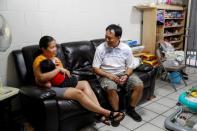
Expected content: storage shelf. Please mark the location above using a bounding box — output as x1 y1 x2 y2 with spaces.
165 18 184 20
135 4 184 10
169 40 183 44
135 4 185 54
164 25 184 28
164 33 183 37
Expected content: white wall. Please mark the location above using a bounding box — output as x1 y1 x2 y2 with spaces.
0 0 155 86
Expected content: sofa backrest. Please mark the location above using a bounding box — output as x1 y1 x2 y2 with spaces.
90 38 105 49
12 39 106 85
61 41 95 72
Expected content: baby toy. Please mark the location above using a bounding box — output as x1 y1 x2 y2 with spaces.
178 87 197 112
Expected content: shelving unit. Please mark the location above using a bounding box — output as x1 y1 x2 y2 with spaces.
135 4 186 54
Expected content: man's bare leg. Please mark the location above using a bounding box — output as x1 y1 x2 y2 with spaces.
127 85 143 122
106 89 119 111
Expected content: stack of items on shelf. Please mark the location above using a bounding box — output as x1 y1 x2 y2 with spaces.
165 10 184 19
165 20 182 27
157 10 165 25
123 40 139 47
123 40 144 54
140 53 159 67
162 10 185 50
164 36 181 43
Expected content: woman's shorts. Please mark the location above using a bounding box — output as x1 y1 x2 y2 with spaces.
51 75 78 98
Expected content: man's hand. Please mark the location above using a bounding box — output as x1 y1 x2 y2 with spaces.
119 75 128 85
107 74 120 84
59 68 71 77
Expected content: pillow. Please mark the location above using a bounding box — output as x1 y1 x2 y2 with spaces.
132 57 141 69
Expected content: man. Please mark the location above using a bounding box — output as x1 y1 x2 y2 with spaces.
93 24 143 122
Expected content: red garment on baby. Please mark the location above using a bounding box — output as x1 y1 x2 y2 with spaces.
51 72 68 86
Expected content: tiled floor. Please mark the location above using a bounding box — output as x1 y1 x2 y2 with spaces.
81 67 197 131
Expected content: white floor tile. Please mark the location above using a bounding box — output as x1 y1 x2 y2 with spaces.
95 122 105 129
99 125 130 131
136 105 143 110
156 97 177 108
136 108 159 122
155 80 168 88
120 115 145 130
150 115 166 130
154 87 175 96
190 82 197 87
189 76 197 82
150 95 163 102
166 92 180 101
134 123 165 131
140 100 153 107
144 102 170 114
162 108 176 117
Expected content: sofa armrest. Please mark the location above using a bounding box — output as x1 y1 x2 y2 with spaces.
88 79 108 106
72 70 94 76
20 86 56 100
134 64 153 72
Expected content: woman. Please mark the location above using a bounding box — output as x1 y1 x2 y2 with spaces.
33 36 125 127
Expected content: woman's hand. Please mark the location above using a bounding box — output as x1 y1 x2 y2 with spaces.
59 68 71 77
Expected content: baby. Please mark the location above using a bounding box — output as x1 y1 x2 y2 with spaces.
40 59 78 88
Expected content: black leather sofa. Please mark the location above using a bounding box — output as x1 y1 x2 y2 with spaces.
12 39 157 131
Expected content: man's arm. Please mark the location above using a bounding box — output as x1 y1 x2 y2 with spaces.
93 67 120 83
124 67 133 77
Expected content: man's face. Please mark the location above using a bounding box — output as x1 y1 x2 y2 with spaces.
105 30 120 47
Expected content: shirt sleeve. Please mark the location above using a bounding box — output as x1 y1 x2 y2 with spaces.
126 48 134 69
92 49 102 68
33 56 42 70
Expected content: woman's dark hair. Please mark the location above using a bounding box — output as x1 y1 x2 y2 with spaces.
39 36 55 49
40 59 56 73
106 24 122 37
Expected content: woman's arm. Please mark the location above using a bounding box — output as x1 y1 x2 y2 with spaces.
34 66 60 83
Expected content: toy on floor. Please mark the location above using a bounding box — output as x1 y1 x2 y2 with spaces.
164 87 197 131
178 87 197 112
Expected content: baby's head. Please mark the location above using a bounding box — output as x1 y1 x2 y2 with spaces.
40 59 56 73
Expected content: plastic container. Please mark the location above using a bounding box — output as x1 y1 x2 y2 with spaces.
169 71 182 84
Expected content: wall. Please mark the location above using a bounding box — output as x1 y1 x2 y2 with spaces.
0 0 155 86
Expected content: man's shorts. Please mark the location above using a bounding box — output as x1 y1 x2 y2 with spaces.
98 73 143 92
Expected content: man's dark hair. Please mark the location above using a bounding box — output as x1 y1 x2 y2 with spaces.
39 36 55 49
40 59 56 73
106 24 122 37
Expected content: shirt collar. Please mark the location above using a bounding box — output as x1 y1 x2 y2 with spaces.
105 41 122 49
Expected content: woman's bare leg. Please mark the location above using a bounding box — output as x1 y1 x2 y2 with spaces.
76 80 100 106
64 88 110 116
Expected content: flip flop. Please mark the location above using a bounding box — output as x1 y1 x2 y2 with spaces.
108 112 125 127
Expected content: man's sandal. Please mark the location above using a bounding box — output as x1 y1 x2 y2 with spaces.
108 112 125 127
